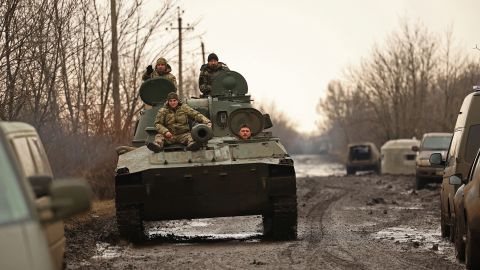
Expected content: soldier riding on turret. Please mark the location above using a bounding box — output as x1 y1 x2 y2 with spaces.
146 92 212 153
143 57 178 89
198 53 229 96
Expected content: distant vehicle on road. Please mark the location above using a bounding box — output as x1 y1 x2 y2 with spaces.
345 142 380 175
0 121 91 270
380 139 419 175
430 86 480 244
413 133 452 190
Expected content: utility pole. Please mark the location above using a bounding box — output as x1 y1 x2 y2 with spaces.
201 41 206 64
169 7 193 97
110 0 121 136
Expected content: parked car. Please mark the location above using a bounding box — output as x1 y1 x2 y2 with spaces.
430 86 480 242
380 139 419 175
413 133 452 190
450 148 480 268
346 142 381 175
0 121 92 270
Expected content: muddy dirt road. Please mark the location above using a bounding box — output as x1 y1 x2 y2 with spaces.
65 156 462 269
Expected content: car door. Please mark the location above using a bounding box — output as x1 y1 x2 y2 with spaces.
10 135 65 270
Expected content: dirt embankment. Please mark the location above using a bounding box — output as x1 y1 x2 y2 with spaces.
64 174 462 269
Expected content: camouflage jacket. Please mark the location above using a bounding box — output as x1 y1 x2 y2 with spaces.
154 103 211 135
198 62 230 95
142 66 178 89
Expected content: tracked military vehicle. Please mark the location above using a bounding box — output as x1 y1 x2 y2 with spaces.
115 71 297 242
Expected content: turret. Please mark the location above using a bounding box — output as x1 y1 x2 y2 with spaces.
132 71 273 147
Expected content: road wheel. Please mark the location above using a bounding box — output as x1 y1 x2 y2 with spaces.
265 196 297 241
346 166 356 175
116 203 146 243
455 215 465 262
374 163 381 174
415 176 425 190
466 224 480 269
262 215 273 238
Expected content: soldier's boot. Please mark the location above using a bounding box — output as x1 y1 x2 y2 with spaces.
186 141 201 151
146 141 163 153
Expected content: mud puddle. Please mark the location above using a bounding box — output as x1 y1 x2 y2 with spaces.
293 154 345 177
373 226 457 263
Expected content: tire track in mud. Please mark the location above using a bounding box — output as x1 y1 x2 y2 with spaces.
294 177 363 269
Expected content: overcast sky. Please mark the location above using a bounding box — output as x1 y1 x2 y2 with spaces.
156 0 479 134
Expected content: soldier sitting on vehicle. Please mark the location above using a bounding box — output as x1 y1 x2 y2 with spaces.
142 57 178 89
146 92 212 152
238 124 252 140
198 53 230 96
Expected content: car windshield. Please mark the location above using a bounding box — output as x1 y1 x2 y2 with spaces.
0 141 30 225
350 145 371 160
422 136 452 150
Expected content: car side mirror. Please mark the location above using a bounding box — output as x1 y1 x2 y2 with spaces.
28 175 53 198
411 145 420 152
449 174 463 185
39 179 92 222
429 153 445 167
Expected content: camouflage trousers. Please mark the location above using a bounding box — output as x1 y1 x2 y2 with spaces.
154 132 193 148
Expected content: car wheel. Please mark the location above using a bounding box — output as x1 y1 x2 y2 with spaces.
466 224 480 269
440 200 450 238
450 219 456 243
346 166 355 175
455 215 465 262
415 175 424 190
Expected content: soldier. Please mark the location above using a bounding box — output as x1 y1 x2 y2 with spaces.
142 57 178 89
146 92 212 152
238 124 252 140
198 53 230 96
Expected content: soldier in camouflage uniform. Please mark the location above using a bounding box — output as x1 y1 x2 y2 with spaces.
198 53 230 96
146 92 212 152
142 57 178 89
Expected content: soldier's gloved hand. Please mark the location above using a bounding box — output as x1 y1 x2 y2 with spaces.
165 131 173 139
146 65 153 74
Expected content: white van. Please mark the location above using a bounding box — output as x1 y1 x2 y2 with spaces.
380 139 420 175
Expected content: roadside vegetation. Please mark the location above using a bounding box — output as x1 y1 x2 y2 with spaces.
319 21 480 160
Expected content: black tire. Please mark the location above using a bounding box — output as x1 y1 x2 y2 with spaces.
455 215 465 262
466 224 480 269
375 163 381 175
116 203 146 243
262 215 273 238
346 166 356 175
441 201 450 238
264 196 297 241
415 175 425 190
450 220 456 243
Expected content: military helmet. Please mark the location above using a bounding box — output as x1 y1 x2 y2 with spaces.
156 57 167 65
166 92 178 100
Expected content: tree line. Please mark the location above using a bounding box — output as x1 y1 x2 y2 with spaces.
0 0 303 197
318 21 480 159
0 0 204 197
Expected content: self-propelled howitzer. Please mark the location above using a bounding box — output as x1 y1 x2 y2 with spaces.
115 71 297 242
